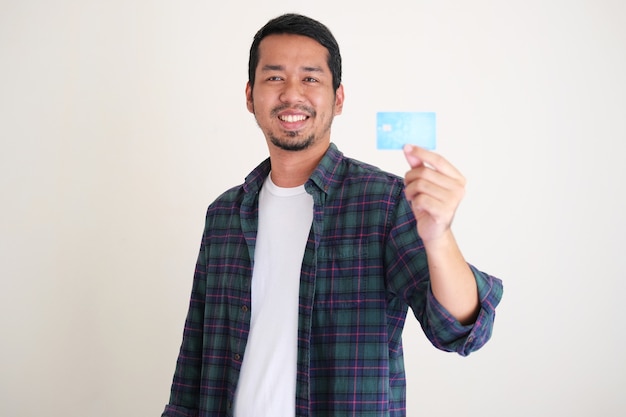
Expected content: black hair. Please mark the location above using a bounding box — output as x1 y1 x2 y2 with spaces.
248 13 342 92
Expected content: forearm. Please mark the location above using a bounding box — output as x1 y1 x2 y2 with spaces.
424 230 479 325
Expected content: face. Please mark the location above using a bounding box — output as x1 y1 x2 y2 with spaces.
246 34 344 152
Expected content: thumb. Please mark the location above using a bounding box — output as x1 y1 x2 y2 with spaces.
403 144 423 168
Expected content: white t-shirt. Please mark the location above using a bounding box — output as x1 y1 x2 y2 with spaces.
233 174 313 417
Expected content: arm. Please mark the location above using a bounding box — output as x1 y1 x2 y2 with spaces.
162 237 208 417
402 144 478 324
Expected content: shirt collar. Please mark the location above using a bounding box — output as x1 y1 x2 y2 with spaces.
307 142 343 195
242 142 344 196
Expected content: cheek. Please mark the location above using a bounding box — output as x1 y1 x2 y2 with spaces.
315 94 340 113
249 93 272 114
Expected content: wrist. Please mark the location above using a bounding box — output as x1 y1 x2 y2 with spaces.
422 228 456 252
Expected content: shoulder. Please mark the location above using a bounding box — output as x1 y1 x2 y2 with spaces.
332 154 406 200
316 143 405 197
341 155 402 183
202 185 246 231
206 156 271 214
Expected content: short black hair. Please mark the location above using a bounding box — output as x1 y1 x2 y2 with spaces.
248 13 342 92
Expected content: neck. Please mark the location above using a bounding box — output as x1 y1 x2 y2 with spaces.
268 142 329 188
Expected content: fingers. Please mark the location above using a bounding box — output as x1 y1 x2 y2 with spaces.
403 144 424 168
403 144 464 181
404 174 464 211
404 165 463 194
403 144 466 219
403 146 466 192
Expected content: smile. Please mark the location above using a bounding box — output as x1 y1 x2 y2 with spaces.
279 114 308 123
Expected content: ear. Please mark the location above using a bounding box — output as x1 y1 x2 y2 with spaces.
334 84 345 115
245 82 254 113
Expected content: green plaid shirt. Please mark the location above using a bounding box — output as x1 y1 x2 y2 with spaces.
163 143 503 417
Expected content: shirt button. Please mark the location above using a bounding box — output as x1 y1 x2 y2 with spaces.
241 305 249 312
234 353 241 361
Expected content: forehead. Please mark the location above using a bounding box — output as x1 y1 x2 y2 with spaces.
257 34 329 68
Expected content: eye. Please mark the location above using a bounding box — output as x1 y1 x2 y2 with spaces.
303 77 319 83
267 76 284 81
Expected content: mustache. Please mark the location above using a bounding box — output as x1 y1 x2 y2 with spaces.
270 104 316 117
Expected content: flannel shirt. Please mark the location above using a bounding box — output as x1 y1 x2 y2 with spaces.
162 143 503 417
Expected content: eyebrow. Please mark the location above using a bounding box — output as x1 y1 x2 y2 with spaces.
260 64 325 73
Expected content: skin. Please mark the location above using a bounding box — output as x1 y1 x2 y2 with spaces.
246 34 343 187
403 145 479 324
246 33 479 324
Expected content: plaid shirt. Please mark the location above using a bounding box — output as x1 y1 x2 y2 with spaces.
163 143 503 417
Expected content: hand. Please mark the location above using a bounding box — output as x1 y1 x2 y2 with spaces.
403 144 466 243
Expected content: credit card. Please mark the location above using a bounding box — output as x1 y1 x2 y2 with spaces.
376 112 436 150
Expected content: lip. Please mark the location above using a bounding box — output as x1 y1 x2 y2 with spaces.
277 111 309 128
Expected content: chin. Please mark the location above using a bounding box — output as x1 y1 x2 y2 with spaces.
270 135 315 152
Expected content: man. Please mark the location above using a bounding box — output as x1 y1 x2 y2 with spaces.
162 13 503 417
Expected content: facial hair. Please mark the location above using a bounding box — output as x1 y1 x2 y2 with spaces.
269 131 316 151
255 103 333 152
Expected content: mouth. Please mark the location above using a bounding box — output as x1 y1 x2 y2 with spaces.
278 114 309 123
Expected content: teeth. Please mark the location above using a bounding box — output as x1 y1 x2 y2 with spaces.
280 114 307 123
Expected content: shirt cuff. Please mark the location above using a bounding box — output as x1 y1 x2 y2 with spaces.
423 264 503 356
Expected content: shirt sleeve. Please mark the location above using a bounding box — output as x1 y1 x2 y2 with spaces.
420 265 503 356
162 404 199 417
386 192 503 356
161 233 208 415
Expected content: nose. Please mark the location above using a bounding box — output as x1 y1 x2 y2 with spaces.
279 78 304 103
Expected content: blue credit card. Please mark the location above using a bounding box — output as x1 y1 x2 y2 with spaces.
376 112 436 150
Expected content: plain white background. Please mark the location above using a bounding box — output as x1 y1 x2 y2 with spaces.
1 1 625 416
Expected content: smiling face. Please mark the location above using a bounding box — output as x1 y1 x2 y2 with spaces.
246 34 344 153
